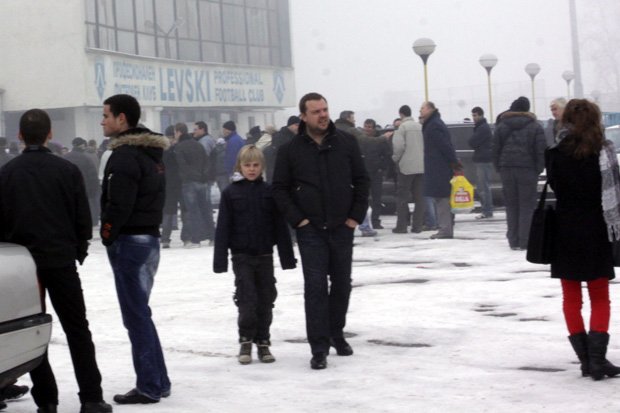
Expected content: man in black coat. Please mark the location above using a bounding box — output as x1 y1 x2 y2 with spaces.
174 122 213 247
0 109 112 413
272 92 369 370
468 107 494 219
100 94 171 405
493 96 546 250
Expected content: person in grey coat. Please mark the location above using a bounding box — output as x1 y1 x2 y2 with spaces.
493 96 546 250
392 105 425 233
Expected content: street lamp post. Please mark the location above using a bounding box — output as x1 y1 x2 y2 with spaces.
562 70 575 99
524 63 541 114
412 38 436 102
479 54 498 122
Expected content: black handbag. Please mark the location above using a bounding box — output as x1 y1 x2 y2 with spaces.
526 181 556 264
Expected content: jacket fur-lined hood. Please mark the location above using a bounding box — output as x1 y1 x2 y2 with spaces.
109 127 170 150
499 111 537 122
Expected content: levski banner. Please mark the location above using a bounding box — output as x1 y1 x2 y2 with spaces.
89 53 295 108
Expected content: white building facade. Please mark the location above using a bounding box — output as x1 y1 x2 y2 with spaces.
0 0 295 147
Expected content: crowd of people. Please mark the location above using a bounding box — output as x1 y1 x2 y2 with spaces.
0 91 619 412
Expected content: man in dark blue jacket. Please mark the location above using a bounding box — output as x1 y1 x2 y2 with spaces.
468 107 494 219
272 92 369 370
0 109 111 413
100 94 171 405
420 102 460 239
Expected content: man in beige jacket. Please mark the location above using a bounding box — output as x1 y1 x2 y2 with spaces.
392 105 426 233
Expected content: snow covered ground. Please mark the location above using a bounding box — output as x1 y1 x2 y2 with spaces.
6 211 620 412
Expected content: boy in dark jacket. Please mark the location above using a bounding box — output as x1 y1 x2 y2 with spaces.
213 145 296 364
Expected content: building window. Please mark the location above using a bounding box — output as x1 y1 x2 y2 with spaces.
85 0 292 67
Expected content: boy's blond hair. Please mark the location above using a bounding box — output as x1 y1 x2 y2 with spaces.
234 144 265 173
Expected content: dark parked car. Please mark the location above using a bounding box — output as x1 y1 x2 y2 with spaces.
380 122 503 215
0 243 52 391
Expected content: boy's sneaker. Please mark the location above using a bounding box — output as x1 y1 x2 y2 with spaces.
183 241 200 249
256 340 275 363
238 338 252 364
361 230 377 237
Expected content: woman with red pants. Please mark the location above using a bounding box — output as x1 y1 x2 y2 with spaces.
546 98 620 381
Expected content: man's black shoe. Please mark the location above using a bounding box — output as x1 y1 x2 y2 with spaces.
391 227 407 234
0 401 6 412
37 404 57 413
80 401 113 413
310 353 327 370
0 384 29 401
330 338 354 356
113 389 158 405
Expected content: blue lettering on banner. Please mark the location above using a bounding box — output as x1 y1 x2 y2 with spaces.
159 67 210 103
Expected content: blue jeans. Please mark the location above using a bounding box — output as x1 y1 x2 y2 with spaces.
296 224 354 355
107 235 170 400
475 163 494 217
180 181 213 243
424 196 437 228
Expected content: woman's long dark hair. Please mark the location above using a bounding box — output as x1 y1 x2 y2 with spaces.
560 99 604 158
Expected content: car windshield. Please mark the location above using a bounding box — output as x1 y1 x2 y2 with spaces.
606 127 620 152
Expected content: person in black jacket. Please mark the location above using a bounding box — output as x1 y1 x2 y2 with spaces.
174 122 213 247
214 145 296 365
100 94 171 405
65 137 101 226
546 99 620 380
161 125 180 248
493 96 546 250
468 107 494 219
0 109 112 413
272 92 369 370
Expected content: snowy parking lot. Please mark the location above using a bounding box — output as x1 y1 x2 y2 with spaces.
6 211 620 412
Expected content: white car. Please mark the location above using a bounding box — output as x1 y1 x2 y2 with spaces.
0 243 52 389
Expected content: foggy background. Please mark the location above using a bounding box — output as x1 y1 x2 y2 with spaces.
286 0 620 125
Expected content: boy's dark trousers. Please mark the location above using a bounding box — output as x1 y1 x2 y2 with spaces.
231 254 278 341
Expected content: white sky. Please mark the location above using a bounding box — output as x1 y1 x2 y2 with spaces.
288 0 618 124
7 212 620 412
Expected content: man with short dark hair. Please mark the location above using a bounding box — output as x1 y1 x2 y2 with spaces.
468 106 494 219
221 120 245 186
100 94 171 405
392 104 426 233
272 92 369 370
0 109 112 413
